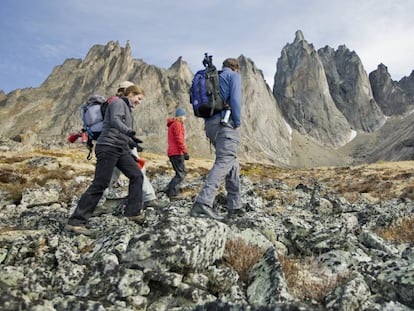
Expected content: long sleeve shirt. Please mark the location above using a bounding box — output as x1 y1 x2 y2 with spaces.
97 97 134 149
219 67 242 127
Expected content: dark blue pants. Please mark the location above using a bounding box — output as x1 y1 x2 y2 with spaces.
167 155 186 197
68 144 143 225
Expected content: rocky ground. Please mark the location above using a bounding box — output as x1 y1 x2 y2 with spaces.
0 140 413 310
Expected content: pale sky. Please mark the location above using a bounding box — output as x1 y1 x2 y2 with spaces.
1 0 413 93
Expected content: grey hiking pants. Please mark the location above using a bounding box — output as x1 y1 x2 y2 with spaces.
109 165 156 202
195 117 241 210
107 146 156 202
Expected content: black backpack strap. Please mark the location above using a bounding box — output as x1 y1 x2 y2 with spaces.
86 136 94 160
100 101 109 119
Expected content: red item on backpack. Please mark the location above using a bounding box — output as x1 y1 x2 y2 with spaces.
68 132 81 143
137 158 145 170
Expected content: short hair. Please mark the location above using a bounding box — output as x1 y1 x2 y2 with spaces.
223 58 240 71
116 88 127 97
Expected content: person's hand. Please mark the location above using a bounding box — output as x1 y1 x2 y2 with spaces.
129 135 143 151
184 153 190 160
136 144 144 152
131 136 143 144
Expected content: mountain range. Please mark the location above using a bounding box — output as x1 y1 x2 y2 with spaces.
1 30 413 167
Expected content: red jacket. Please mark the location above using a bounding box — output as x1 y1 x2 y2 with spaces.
167 118 187 156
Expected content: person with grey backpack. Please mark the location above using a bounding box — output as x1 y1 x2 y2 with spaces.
102 81 168 210
66 84 146 235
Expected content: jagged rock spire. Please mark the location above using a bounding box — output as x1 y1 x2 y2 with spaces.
294 30 304 42
319 44 385 131
369 63 410 115
274 31 352 147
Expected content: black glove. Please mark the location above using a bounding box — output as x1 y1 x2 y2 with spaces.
128 135 143 151
127 130 136 137
131 136 143 144
136 144 144 152
184 153 190 160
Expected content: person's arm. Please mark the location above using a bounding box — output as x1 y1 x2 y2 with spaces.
109 99 134 135
229 73 242 127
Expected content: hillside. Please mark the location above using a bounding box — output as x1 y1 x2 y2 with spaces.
0 141 413 310
1 142 413 206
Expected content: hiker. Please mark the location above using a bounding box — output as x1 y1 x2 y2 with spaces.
104 81 168 209
66 84 146 235
166 108 189 200
190 58 243 220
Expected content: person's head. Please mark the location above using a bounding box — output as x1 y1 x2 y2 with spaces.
175 107 186 121
116 81 134 97
125 85 145 108
223 58 240 72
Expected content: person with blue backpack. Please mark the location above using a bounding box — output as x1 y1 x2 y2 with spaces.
66 84 146 235
190 58 244 220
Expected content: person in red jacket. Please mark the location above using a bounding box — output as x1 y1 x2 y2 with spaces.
166 108 189 199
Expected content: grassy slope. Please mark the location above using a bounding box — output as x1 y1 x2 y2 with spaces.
1 145 413 205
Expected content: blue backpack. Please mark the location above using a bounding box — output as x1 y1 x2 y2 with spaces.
190 54 224 118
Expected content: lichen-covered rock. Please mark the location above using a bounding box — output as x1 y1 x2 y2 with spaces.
247 247 293 306
0 155 413 310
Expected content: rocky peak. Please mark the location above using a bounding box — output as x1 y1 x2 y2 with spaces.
294 29 305 42
369 63 409 116
168 56 194 82
319 44 385 132
169 56 185 70
238 55 291 164
274 31 352 147
337 44 351 53
398 69 414 104
377 63 388 72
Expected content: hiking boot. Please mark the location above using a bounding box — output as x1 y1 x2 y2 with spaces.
159 187 168 194
144 199 169 208
168 194 186 201
126 213 145 224
227 208 245 219
190 202 224 220
65 224 95 237
93 205 113 216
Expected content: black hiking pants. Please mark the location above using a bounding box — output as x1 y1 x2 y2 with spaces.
68 144 143 225
166 155 186 197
